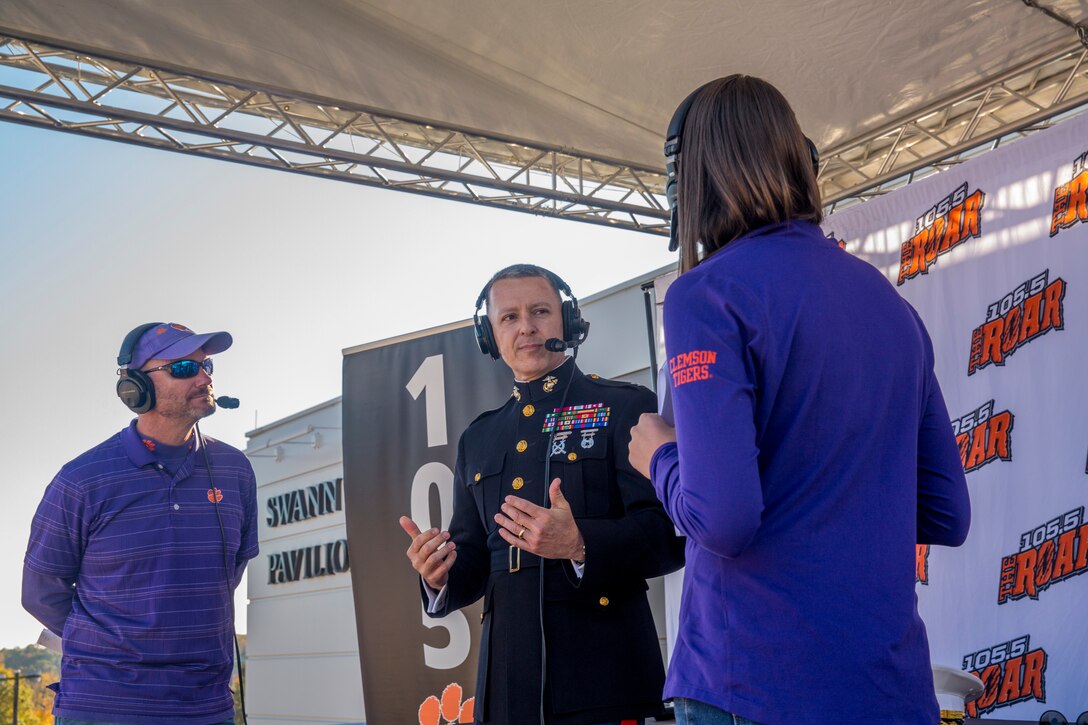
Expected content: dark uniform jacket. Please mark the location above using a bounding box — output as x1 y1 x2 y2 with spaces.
425 358 686 724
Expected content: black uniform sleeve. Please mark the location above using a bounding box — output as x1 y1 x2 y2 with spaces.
575 385 685 591
425 431 491 616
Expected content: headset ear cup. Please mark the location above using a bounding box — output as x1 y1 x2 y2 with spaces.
116 370 155 413
562 300 575 342
806 137 820 179
473 316 489 356
562 300 587 342
474 315 501 360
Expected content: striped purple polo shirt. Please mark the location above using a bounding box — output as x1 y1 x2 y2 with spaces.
23 420 258 724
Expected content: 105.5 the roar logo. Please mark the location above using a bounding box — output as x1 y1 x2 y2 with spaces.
951 399 1013 474
916 544 930 585
898 182 985 285
968 269 1065 375
1050 149 1088 237
961 634 1047 717
998 506 1087 604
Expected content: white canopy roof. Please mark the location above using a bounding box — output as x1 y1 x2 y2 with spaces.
2 1 1086 220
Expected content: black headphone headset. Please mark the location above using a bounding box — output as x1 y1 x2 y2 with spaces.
664 80 822 252
116 322 165 414
473 270 588 359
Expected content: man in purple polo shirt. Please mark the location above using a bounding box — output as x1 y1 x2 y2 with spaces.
22 322 259 725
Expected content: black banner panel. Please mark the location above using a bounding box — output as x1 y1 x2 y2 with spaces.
343 324 511 723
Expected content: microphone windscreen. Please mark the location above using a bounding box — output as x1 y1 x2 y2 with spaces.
544 338 568 352
216 396 241 409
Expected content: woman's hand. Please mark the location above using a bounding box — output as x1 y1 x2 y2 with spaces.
628 412 677 479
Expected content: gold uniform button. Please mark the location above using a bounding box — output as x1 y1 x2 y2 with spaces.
599 597 610 606
516 440 528 453
474 472 481 482
522 404 535 417
512 477 525 490
589 374 601 379
567 452 578 461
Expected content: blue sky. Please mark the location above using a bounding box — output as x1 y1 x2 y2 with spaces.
0 122 675 648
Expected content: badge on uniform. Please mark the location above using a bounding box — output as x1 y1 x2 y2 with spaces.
580 430 597 449
512 385 521 401
542 403 610 433
542 375 558 393
551 431 571 456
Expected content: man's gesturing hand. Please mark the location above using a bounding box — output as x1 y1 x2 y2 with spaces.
494 478 585 561
399 516 456 591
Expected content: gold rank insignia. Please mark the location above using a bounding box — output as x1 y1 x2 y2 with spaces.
522 404 535 417
512 477 525 490
542 375 558 393
516 440 528 453
512 386 521 401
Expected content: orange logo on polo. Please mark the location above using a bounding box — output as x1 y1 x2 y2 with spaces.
898 182 985 285
669 350 717 388
951 400 1013 474
207 488 223 503
998 506 1087 604
967 269 1065 375
962 635 1048 717
1050 149 1088 236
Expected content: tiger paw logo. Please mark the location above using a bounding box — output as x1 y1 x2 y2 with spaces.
898 182 985 285
951 400 1013 474
207 488 223 503
915 544 930 585
1050 150 1088 236
418 682 474 725
962 635 1047 717
998 506 1087 604
968 269 1065 375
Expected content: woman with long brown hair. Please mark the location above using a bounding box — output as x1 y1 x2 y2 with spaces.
629 76 970 725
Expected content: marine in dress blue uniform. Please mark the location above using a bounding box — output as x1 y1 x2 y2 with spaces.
433 357 684 724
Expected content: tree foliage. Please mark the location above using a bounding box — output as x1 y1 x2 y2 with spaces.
0 648 57 725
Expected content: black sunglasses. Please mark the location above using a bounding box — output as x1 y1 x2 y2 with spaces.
143 359 214 378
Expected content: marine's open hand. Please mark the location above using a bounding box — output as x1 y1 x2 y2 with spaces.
494 478 585 561
399 516 456 590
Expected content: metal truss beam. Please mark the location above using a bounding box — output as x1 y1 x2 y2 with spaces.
820 41 1088 206
0 33 670 235
4 32 1088 228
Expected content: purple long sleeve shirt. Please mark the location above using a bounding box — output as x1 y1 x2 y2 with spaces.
651 221 969 725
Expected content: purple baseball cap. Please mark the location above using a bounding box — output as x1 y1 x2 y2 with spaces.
127 323 233 370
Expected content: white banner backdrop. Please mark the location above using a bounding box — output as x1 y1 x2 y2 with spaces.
821 111 1088 721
